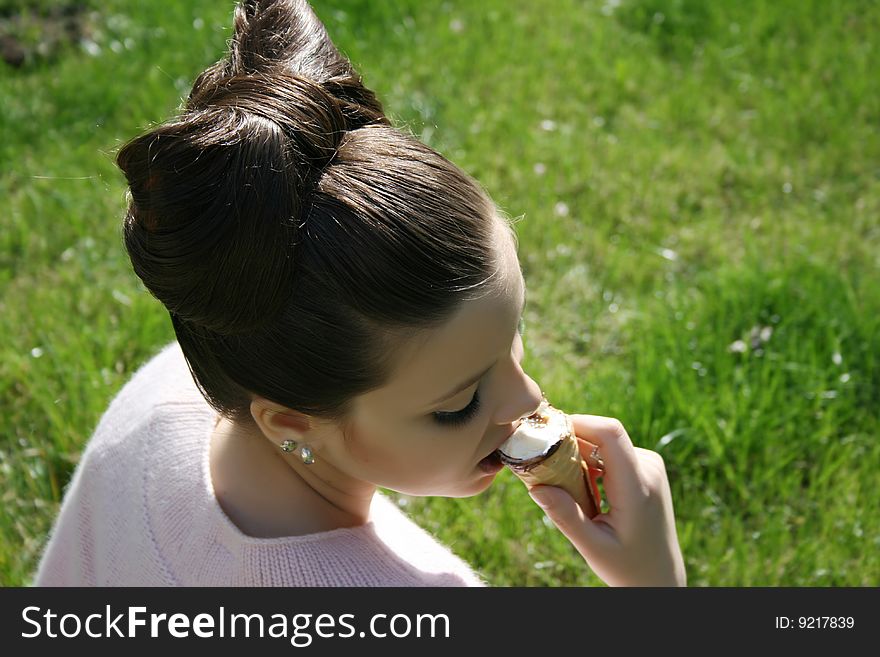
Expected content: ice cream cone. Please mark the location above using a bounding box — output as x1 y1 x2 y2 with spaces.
498 401 604 518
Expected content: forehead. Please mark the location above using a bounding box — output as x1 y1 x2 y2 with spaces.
355 221 524 417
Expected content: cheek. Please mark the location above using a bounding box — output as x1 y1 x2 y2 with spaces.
345 422 399 468
346 422 458 477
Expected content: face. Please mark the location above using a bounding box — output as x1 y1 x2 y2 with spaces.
318 219 544 497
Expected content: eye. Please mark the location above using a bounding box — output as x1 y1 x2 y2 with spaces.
431 389 482 428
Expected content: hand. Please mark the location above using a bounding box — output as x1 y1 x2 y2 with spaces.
527 414 687 586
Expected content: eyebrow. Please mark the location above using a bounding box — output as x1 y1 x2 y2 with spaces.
427 278 527 408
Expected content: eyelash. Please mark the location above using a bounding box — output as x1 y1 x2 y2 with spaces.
430 316 525 429
432 389 482 427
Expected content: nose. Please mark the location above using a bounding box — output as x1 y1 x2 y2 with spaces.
496 375 544 427
516 389 544 420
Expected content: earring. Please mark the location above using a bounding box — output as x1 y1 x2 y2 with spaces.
280 439 315 465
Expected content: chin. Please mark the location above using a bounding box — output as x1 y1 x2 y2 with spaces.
391 464 500 497
400 477 496 499
446 470 500 498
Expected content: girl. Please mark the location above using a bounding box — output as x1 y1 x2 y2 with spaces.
34 0 685 587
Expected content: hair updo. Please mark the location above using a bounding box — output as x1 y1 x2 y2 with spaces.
115 0 512 430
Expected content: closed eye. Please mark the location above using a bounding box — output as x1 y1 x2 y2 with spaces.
431 388 482 427
430 315 524 429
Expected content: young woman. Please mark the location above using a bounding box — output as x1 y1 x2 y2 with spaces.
34 0 685 587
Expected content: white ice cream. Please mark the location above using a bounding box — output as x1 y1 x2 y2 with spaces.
498 400 570 461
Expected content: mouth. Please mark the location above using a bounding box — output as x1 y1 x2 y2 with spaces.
478 419 524 465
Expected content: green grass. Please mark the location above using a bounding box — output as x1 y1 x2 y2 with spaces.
2 0 878 586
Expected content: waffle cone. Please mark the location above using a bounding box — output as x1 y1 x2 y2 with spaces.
500 412 603 518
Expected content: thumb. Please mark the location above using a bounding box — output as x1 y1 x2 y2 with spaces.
529 485 610 555
528 484 578 518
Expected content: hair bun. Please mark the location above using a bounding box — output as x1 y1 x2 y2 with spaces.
187 0 389 131
115 0 391 336
230 0 329 78
116 78 328 335
190 71 348 175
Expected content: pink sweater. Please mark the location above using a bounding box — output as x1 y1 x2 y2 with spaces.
33 341 488 587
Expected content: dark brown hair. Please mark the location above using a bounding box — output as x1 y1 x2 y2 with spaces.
115 0 512 431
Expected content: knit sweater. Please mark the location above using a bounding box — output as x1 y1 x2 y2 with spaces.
33 341 488 587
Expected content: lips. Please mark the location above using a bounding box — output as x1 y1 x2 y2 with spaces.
481 419 524 462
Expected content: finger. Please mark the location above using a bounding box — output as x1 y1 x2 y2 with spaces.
633 446 664 470
570 414 645 510
528 484 616 557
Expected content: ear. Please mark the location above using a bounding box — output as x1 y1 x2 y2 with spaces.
249 397 311 445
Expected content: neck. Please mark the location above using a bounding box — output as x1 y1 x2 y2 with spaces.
285 442 377 527
219 415 376 529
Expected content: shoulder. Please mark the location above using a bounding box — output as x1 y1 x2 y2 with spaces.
109 341 197 413
83 341 205 455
